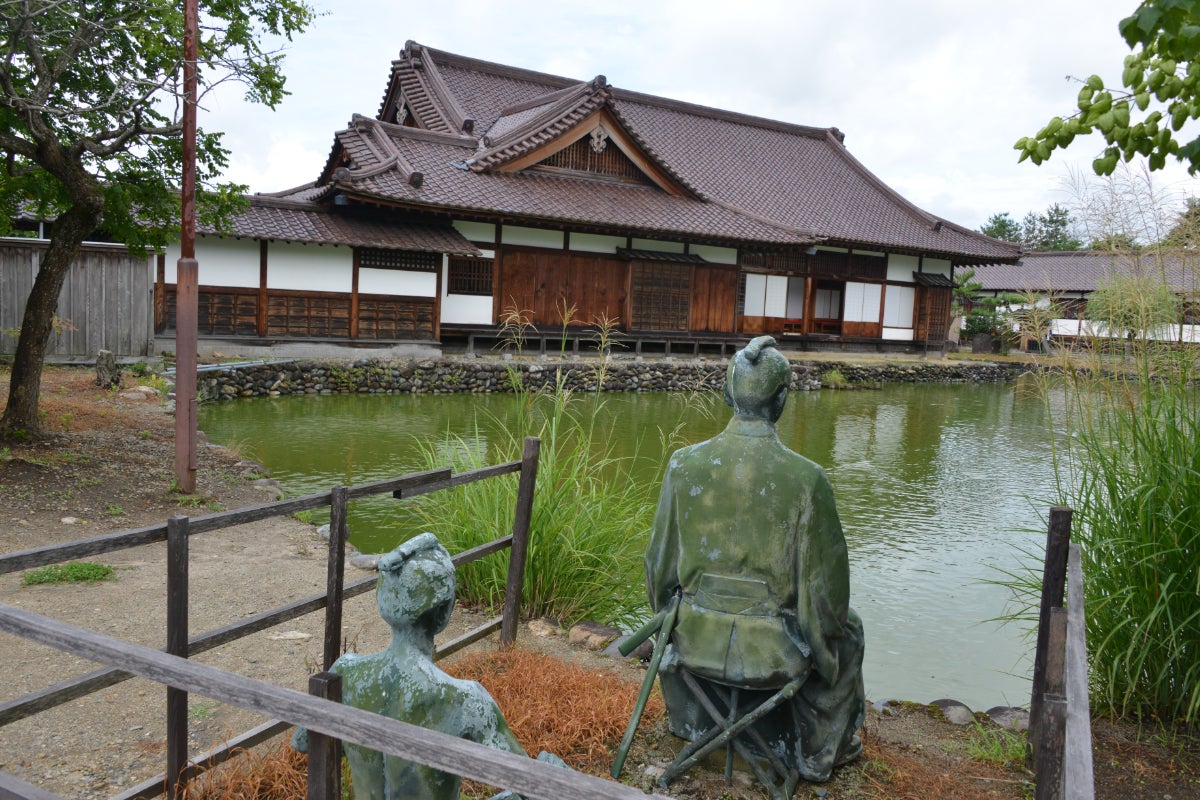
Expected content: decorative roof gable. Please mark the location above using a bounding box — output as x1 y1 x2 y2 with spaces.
462 77 700 198
379 41 475 135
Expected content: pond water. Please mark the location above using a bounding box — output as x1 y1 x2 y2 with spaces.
199 380 1062 710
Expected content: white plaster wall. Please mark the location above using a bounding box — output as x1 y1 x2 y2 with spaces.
630 238 685 253
442 295 493 325
881 327 915 341
887 254 919 283
358 267 436 297
743 273 766 316
883 284 915 328
453 220 497 244
923 258 952 278
764 275 788 317
569 233 625 254
502 226 564 249
844 282 882 323
691 244 738 265
266 242 353 292
164 238 259 287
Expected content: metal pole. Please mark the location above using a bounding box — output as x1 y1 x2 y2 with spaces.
173 0 199 493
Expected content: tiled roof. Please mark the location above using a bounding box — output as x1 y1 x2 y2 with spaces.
200 196 480 255
973 251 1200 293
317 42 1021 262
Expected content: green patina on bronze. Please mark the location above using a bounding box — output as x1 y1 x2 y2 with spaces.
292 533 525 800
645 335 866 784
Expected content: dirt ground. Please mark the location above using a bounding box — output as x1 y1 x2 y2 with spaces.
1 365 1197 800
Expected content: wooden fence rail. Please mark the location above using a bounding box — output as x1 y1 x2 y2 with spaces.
1028 506 1095 800
0 603 670 800
0 440 542 800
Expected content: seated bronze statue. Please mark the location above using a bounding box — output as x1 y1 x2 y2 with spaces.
293 533 546 800
644 335 865 787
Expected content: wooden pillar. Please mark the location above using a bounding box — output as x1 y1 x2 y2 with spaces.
323 487 348 671
257 241 268 337
1029 506 1072 770
306 672 342 800
802 276 815 335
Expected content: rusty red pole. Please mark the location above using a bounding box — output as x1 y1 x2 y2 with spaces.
173 0 199 494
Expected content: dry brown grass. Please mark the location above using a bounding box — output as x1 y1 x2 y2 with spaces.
179 741 307 800
446 648 663 771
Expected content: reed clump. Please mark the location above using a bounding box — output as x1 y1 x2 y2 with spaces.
1022 327 1200 725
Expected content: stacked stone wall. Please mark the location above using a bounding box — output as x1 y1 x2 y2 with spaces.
198 358 1032 402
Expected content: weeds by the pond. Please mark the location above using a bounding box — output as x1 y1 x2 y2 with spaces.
22 562 114 585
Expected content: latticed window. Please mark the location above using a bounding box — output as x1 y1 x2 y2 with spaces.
630 262 691 331
848 252 887 279
358 248 440 271
448 257 494 296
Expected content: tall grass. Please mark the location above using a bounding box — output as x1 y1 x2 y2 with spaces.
410 370 656 628
1025 335 1200 725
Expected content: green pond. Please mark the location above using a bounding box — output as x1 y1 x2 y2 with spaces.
199 380 1061 710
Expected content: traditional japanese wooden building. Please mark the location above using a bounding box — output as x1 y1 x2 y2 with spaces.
158 42 1020 356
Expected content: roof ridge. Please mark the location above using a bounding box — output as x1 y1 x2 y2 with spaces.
253 182 319 200
479 78 608 152
406 42 474 134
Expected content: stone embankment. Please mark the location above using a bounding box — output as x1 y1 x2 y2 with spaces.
198 357 1032 402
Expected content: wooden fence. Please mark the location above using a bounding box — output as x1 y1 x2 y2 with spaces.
1028 506 1095 800
0 438 657 800
0 239 155 358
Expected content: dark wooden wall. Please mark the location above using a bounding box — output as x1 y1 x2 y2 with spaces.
690 266 739 333
496 247 627 326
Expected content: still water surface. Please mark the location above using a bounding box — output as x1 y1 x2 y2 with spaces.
200 381 1060 709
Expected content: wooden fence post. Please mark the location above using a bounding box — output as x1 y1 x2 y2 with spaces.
323 487 348 671
166 515 189 800
1029 506 1072 770
1035 693 1067 800
306 672 342 800
501 437 540 648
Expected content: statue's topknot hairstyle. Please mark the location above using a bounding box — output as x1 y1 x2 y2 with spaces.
724 336 791 419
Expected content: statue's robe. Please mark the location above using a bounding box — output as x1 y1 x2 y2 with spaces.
645 415 866 782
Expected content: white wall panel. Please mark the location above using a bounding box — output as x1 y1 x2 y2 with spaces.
844 282 882 323
743 273 766 316
358 267 436 297
165 238 259 287
923 258 952 278
502 226 563 249
266 242 353 292
453 220 496 243
887 254 919 283
442 295 493 325
785 277 805 318
631 238 685 253
764 275 788 317
569 233 625 254
690 244 738 264
883 285 915 328
881 327 915 340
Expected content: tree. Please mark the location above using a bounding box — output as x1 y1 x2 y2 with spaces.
1086 273 1181 344
1022 204 1085 251
1016 1 1200 175
1164 196 1200 246
979 212 1023 242
0 1 314 438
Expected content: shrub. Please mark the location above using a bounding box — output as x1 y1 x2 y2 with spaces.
410 371 656 628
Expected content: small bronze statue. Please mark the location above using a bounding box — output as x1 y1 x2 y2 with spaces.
292 533 530 800
644 336 865 787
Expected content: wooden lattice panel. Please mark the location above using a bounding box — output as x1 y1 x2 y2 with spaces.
538 137 650 183
267 293 351 338
357 296 436 339
630 262 690 331
448 257 494 296
358 248 440 272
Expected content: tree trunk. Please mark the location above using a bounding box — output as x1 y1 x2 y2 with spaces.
0 194 104 438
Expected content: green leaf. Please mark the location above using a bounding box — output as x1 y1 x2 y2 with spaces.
1087 74 1105 91
1137 91 1152 110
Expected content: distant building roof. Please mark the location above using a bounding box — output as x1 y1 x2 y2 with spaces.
298 41 1019 264
973 250 1200 294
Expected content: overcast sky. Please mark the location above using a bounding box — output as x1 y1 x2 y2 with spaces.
198 0 1200 234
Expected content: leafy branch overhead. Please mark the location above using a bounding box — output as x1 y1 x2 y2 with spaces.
1016 0 1200 175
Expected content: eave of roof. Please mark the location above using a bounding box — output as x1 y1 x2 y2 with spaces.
201 196 480 256
973 250 1200 293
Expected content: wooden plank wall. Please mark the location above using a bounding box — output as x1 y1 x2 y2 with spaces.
497 248 626 326
0 240 154 358
690 266 738 333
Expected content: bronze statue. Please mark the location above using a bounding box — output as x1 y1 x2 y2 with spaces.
644 335 865 785
292 533 531 800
